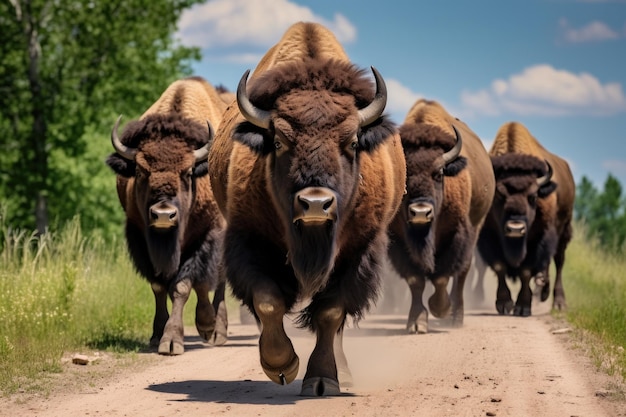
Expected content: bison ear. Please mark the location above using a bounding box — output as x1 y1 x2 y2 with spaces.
106 153 135 178
233 122 273 154
538 181 557 198
193 160 209 177
443 156 467 177
358 115 396 152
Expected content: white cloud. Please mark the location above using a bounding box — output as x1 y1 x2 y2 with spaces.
460 64 626 117
176 0 356 49
558 18 622 43
385 79 423 120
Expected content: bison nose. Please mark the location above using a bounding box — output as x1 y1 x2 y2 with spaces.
293 187 337 224
408 201 434 224
505 220 526 237
149 202 178 229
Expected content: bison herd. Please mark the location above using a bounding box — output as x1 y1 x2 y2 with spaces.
105 22 575 397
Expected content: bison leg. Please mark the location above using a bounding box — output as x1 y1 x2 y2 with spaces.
552 236 569 311
150 282 169 348
428 276 451 319
449 262 471 328
253 287 299 386
472 252 488 306
208 280 228 346
533 270 551 302
514 270 533 317
192 280 217 345
301 305 345 397
334 327 353 387
495 269 514 315
159 278 191 355
406 276 428 334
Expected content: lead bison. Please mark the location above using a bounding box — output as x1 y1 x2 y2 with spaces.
477 121 575 316
208 22 406 396
387 99 495 333
106 76 228 354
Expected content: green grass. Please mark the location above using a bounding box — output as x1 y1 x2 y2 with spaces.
0 217 155 395
0 215 241 397
564 222 626 381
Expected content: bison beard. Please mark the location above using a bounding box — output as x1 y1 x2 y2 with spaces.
146 228 181 278
288 221 338 299
406 225 436 274
502 236 527 268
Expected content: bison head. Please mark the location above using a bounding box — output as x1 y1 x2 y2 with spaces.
394 123 466 272
106 114 213 277
232 59 395 297
489 153 556 267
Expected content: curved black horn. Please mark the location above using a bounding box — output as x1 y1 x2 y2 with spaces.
111 115 137 160
237 69 271 129
194 120 214 162
536 160 553 186
358 66 387 127
442 125 463 164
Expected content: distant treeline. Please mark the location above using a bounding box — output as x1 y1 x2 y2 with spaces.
575 174 626 254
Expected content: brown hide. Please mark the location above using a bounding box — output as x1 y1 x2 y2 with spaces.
210 22 405 278
207 22 406 394
107 76 229 354
401 99 495 230
491 122 575 236
116 77 227 223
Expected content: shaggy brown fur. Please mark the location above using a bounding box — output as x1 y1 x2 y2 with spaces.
106 76 228 355
208 22 406 396
388 99 495 334
477 121 575 315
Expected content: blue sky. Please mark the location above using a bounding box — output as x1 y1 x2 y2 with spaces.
176 0 626 189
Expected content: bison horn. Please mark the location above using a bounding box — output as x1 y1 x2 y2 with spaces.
358 66 387 127
536 160 553 186
193 120 214 162
442 124 463 164
111 115 137 161
237 69 271 129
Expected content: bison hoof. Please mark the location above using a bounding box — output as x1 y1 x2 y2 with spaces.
208 301 228 346
553 296 567 311
513 305 532 317
496 300 514 315
261 353 299 385
158 339 184 355
300 377 341 397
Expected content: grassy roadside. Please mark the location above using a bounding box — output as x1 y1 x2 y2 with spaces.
562 223 626 382
0 218 623 397
0 217 238 397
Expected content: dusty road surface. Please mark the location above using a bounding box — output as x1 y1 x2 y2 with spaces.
2 278 625 417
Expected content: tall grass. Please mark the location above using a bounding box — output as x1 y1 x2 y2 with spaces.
565 222 626 381
0 217 154 395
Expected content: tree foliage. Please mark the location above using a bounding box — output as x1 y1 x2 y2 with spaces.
575 174 626 253
0 0 202 237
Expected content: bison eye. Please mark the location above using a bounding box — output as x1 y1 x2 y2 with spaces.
351 140 359 150
528 194 537 206
274 141 282 150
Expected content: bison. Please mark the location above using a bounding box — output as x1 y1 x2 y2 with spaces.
387 99 495 333
208 22 406 396
476 121 575 316
106 76 228 354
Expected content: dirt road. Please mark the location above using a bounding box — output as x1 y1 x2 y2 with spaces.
3 278 624 417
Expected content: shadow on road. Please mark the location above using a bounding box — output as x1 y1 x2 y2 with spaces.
146 378 360 404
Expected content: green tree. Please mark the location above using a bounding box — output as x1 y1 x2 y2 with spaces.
0 0 202 236
575 174 626 253
574 175 597 222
